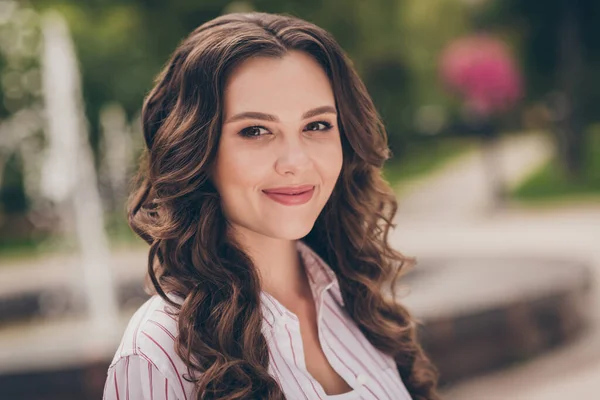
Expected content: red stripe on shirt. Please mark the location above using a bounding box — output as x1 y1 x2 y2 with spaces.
125 356 130 400
324 296 388 370
148 319 176 341
271 328 309 400
148 360 153 400
113 368 120 400
322 319 387 399
285 325 322 399
142 331 188 400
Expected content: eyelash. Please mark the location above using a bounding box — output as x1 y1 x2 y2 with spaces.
238 121 334 139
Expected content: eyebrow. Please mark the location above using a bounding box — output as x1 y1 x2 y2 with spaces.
224 105 337 124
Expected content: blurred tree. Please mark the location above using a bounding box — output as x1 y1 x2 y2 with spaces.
28 0 418 156
0 1 50 240
0 0 474 222
389 0 472 155
399 0 471 107
363 57 411 155
480 0 600 179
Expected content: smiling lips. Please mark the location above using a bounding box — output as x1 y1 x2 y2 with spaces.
262 185 315 205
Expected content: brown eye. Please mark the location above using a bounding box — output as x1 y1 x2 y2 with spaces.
238 126 270 138
305 121 333 132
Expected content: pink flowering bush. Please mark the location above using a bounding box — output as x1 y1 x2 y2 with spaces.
440 34 523 117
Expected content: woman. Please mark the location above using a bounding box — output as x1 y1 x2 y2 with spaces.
104 11 439 400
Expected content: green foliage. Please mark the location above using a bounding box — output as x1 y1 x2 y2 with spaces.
26 0 473 151
383 136 476 189
480 0 600 120
0 0 479 226
512 128 600 201
398 0 471 107
0 237 47 262
0 153 28 213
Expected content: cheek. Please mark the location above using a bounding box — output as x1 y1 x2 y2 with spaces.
213 142 266 196
213 153 256 223
318 140 343 185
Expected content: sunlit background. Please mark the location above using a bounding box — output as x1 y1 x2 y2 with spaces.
0 0 598 399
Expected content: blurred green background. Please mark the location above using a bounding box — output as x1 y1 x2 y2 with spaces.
1 0 600 258
0 2 599 399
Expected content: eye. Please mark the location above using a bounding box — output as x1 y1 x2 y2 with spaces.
238 125 270 139
304 121 333 132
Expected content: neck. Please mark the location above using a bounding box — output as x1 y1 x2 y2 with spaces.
229 225 310 300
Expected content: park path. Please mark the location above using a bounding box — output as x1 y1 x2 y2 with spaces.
393 131 553 223
388 131 600 399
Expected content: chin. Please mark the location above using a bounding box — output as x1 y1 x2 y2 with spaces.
268 222 315 241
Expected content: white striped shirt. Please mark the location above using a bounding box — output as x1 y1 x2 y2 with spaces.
103 240 412 399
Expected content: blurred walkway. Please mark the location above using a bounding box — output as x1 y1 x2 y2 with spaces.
389 132 600 399
395 132 553 223
0 248 146 374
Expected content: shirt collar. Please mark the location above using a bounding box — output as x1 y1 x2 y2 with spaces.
260 240 344 328
296 239 342 297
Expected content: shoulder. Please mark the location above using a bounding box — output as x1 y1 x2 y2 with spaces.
108 293 192 396
110 293 182 364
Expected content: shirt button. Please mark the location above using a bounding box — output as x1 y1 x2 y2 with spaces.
356 374 369 386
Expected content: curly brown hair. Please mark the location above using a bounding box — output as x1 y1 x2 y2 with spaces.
127 11 439 400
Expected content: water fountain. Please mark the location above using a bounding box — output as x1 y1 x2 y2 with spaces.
99 102 134 212
0 4 134 398
40 9 120 352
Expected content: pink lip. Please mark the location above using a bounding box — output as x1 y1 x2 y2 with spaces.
262 184 315 195
262 185 315 206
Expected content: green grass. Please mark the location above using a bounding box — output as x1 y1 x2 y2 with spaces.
0 215 144 263
512 130 600 203
0 237 49 261
0 235 76 263
383 137 476 188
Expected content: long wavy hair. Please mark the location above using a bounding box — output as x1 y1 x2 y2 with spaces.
128 11 439 400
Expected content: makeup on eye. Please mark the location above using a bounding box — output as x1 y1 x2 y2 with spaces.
237 120 334 139
305 121 333 131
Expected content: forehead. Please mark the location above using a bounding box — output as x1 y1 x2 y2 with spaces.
223 50 335 119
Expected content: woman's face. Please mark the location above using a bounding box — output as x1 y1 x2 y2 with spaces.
213 50 343 241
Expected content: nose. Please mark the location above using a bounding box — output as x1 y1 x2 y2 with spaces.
274 134 312 177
